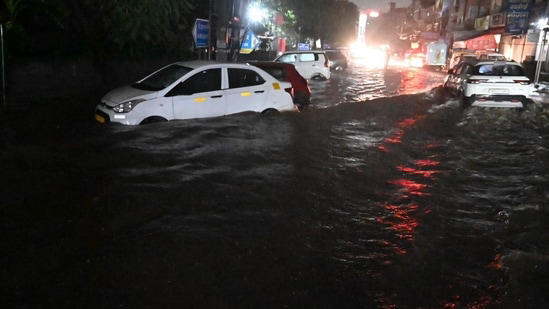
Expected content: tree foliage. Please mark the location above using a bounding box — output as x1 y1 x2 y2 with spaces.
265 0 358 47
1 0 200 59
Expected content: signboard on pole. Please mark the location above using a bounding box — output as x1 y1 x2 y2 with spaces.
505 0 531 34
240 30 259 54
297 43 311 51
192 18 209 48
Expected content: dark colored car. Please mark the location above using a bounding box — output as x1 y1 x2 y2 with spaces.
324 49 348 71
251 61 311 105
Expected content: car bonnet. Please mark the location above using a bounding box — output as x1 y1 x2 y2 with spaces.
102 85 155 106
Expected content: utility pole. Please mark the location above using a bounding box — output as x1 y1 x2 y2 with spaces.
534 26 548 86
208 0 212 60
1 24 6 109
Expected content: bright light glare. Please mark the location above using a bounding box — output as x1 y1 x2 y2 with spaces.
409 57 424 68
349 41 387 69
537 18 549 30
369 11 379 18
248 6 265 22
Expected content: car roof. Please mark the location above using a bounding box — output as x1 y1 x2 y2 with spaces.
281 50 326 54
172 60 263 69
249 61 293 68
475 61 520 66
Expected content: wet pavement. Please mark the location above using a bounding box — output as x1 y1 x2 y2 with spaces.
2 64 549 308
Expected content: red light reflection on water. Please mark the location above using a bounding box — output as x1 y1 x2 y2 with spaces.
414 159 440 167
388 178 430 196
396 165 439 179
398 117 417 128
385 130 404 144
377 204 420 241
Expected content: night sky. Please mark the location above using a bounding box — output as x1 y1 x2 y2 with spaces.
352 0 412 11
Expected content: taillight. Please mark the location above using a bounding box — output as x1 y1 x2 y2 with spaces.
513 80 530 85
467 79 487 84
324 56 329 68
285 87 294 97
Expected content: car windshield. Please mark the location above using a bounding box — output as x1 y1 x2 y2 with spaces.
132 64 193 91
473 64 525 76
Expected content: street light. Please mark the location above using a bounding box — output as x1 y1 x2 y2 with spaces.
248 6 266 23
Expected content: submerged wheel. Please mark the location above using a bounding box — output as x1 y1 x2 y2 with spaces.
459 92 471 107
140 116 168 125
261 108 279 115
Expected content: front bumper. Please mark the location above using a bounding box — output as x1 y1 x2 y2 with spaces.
95 105 137 125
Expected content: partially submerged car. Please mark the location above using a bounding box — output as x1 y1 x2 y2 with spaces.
445 61 532 108
95 61 297 125
274 51 331 80
250 61 311 105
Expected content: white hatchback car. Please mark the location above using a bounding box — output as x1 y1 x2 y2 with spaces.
274 51 331 80
445 61 533 108
95 61 297 125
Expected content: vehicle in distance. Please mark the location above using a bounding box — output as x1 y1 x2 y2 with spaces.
445 61 532 108
274 51 331 80
95 61 297 125
324 49 349 71
250 61 311 105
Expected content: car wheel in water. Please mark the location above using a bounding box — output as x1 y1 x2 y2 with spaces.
459 92 471 107
140 116 168 125
261 108 279 116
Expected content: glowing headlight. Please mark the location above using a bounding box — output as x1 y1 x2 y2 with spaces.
113 99 145 113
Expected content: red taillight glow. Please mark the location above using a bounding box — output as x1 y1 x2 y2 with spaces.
467 79 487 84
324 56 329 68
513 80 530 85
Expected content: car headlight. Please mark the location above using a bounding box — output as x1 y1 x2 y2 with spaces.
112 99 146 113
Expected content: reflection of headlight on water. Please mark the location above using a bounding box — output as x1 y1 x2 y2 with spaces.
409 57 424 68
350 46 387 69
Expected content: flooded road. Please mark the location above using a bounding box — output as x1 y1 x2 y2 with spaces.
2 65 549 308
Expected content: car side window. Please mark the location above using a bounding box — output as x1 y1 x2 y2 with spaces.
166 68 221 96
278 54 297 63
228 68 265 88
299 53 316 62
461 64 473 75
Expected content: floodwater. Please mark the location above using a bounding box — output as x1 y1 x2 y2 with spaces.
2 64 549 308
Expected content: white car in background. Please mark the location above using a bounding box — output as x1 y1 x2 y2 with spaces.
274 51 331 80
445 61 533 108
95 61 297 125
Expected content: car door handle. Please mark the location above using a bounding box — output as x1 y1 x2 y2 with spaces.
210 95 223 98
254 90 265 93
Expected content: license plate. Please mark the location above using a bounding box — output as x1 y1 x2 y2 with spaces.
94 113 106 123
489 88 509 94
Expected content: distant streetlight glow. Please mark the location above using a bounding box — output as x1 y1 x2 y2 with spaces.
369 11 379 18
248 6 266 23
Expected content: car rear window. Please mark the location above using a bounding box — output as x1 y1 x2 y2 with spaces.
299 53 319 62
473 64 525 76
256 66 288 81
